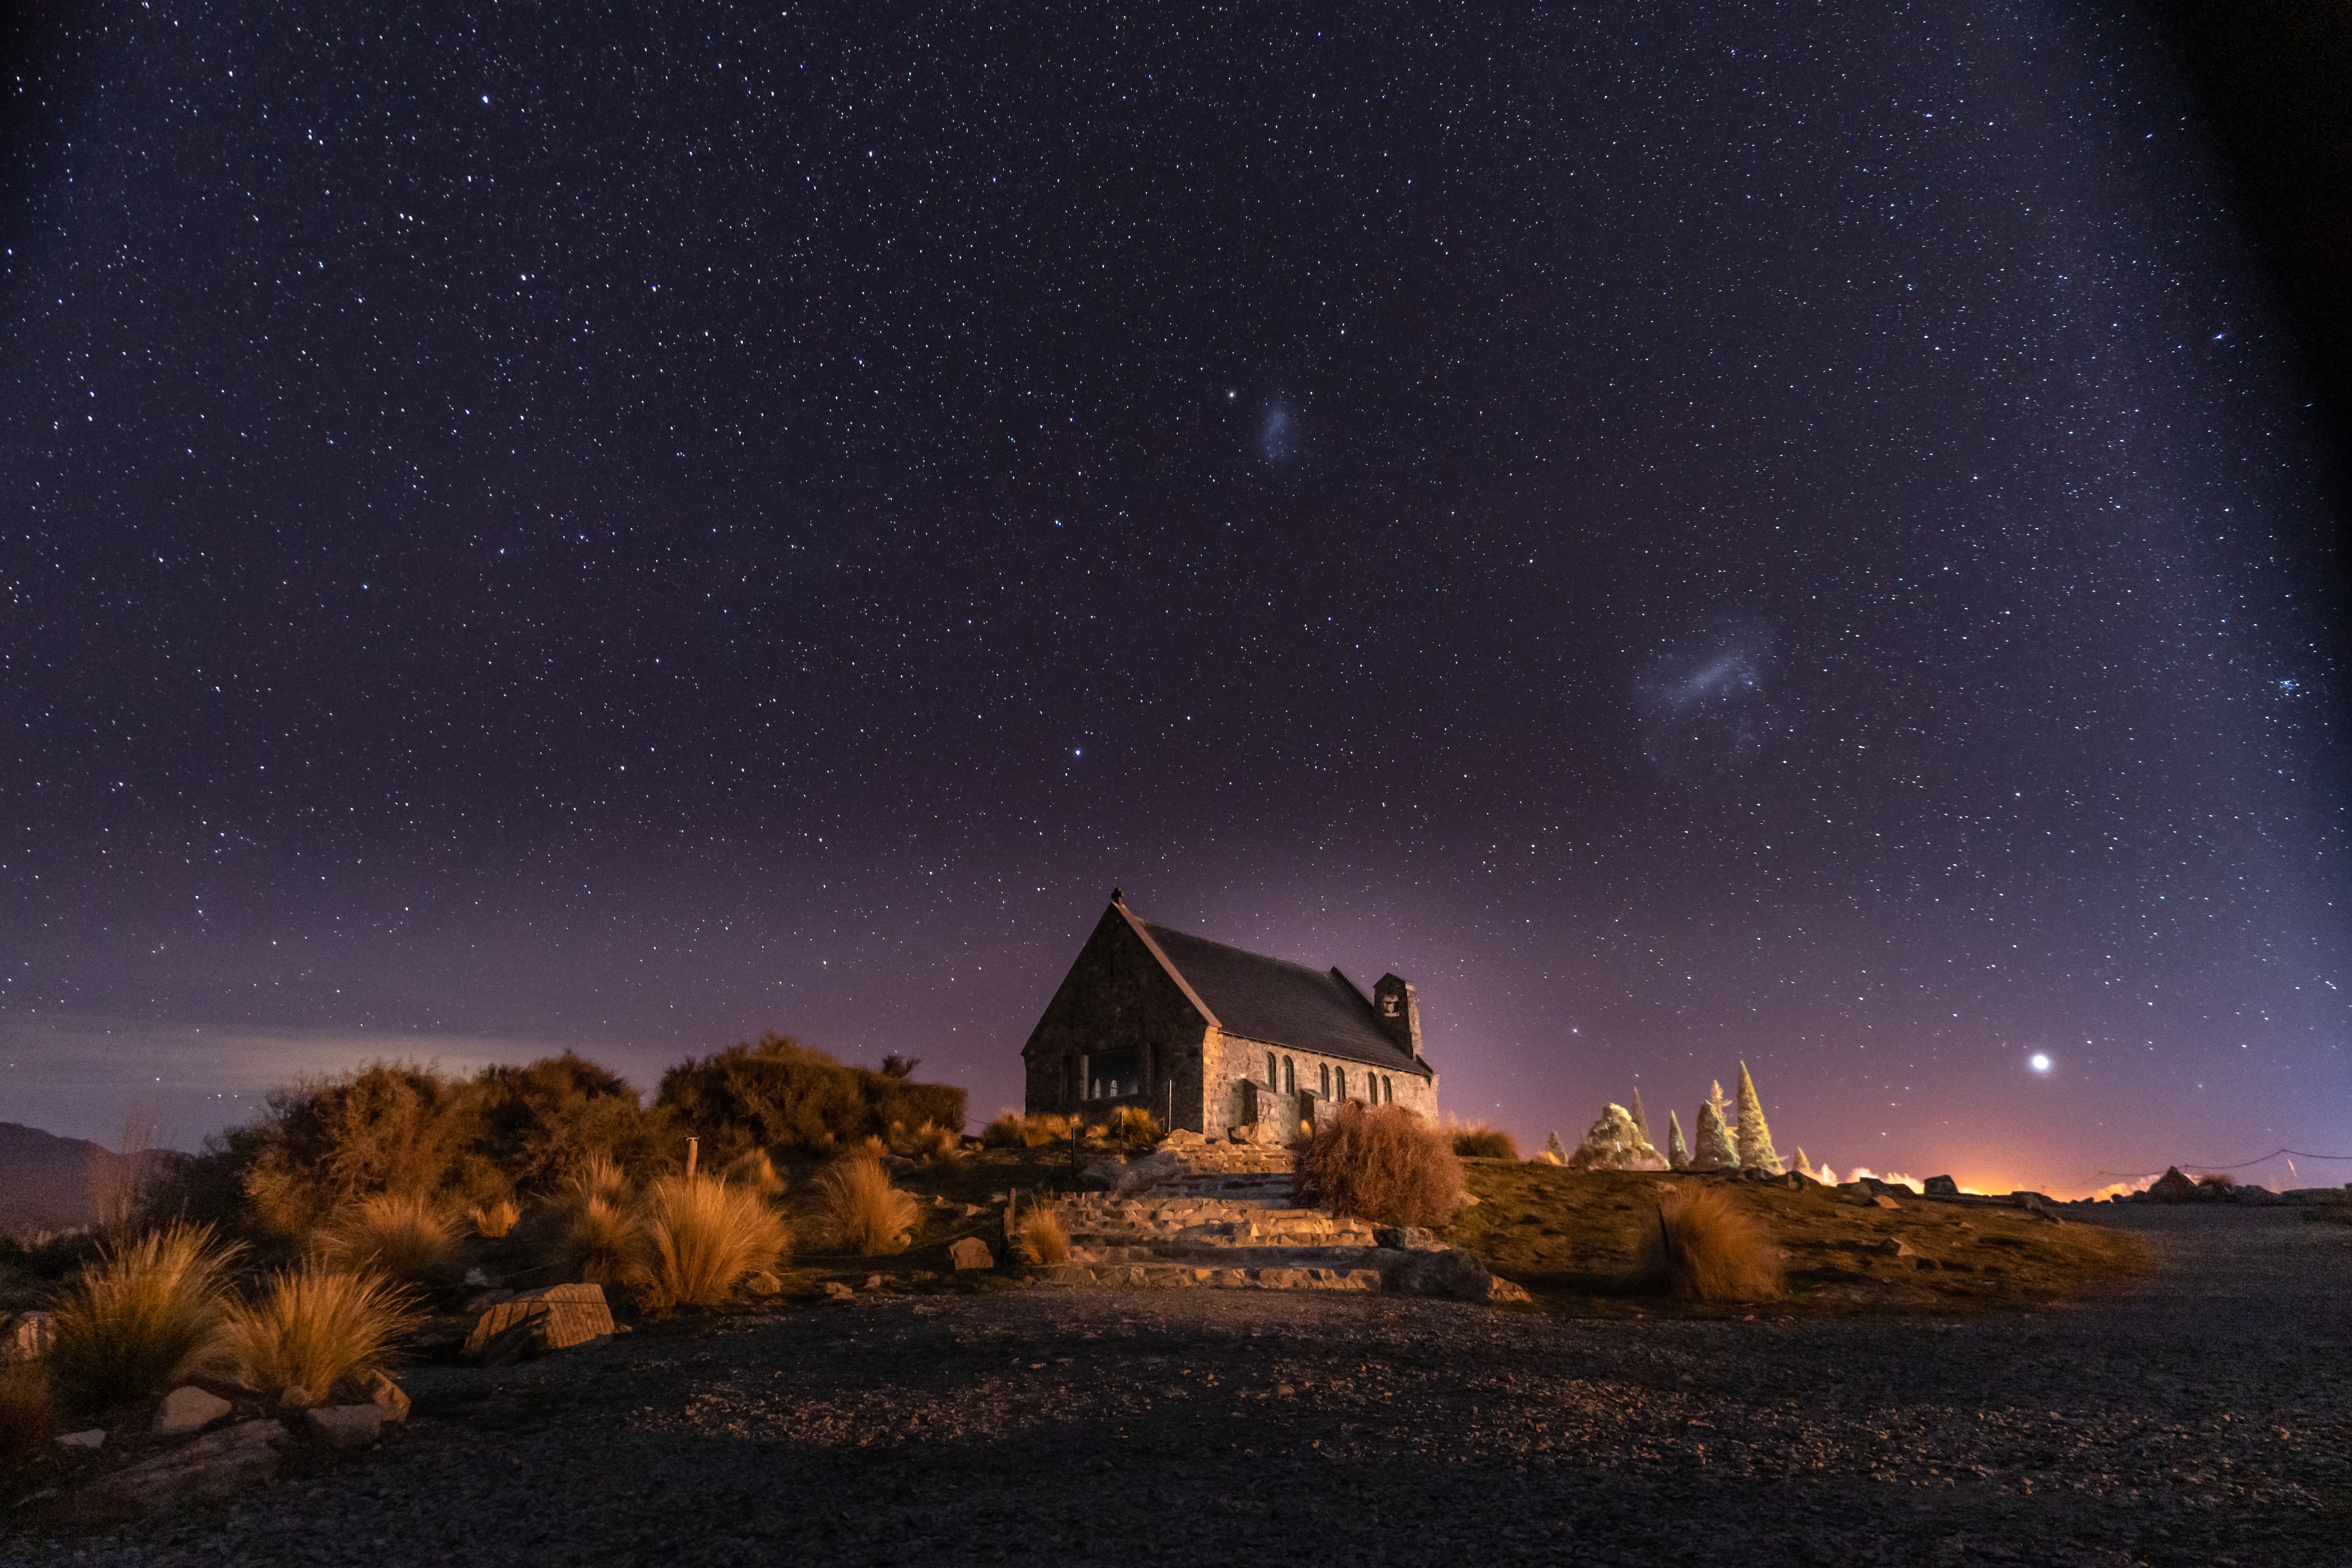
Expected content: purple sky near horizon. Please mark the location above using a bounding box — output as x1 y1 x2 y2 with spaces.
4 3 2346 1195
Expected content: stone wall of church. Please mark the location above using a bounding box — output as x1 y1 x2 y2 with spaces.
1022 912 1212 1128
1202 1028 1438 1136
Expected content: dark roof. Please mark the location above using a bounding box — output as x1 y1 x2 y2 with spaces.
1129 913 1431 1078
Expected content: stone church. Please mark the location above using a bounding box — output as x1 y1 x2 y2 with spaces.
1021 891 1439 1135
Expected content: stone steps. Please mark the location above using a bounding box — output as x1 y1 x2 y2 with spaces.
1033 1262 1383 1292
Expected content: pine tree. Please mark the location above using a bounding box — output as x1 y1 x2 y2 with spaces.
1545 1129 1567 1164
1733 1061 1782 1174
1666 1110 1691 1171
1794 1146 1816 1178
1628 1086 1652 1141
1707 1079 1732 1133
1692 1099 1739 1171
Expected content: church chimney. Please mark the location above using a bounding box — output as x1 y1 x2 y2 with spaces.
1372 974 1421 1059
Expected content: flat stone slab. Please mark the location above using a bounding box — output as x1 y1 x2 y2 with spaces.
154 1386 232 1436
463 1282 616 1362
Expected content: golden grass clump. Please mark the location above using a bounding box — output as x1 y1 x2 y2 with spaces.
902 1122 963 1166
469 1197 521 1238
630 1176 792 1311
551 1194 643 1286
0 1366 59 1471
47 1223 240 1410
982 1110 1071 1148
1633 1183 1784 1303
327 1194 464 1286
1013 1200 1070 1265
569 1155 630 1205
218 1264 421 1399
815 1155 919 1255
722 1149 786 1195
1294 1103 1468 1228
981 1110 1027 1148
1107 1106 1162 1146
1449 1122 1521 1161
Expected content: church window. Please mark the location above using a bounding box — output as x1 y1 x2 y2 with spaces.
1283 1057 1296 1094
1334 1067 1347 1100
1267 1051 1277 1087
1319 1063 1331 1097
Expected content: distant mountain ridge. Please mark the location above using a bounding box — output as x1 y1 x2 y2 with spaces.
0 1121 129 1230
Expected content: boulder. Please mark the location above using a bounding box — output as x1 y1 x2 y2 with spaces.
153 1386 232 1436
1373 1225 1442 1251
1876 1237 1917 1258
354 1369 410 1422
1923 1175 1960 1196
2146 1167 2199 1204
1486 1276 1534 1305
947 1237 995 1271
303 1404 384 1450
2 1309 56 1364
56 1428 106 1450
463 1282 616 1363
822 1281 855 1300
1871 1194 1900 1210
278 1385 317 1410
1384 1247 1494 1301
59 1420 283 1521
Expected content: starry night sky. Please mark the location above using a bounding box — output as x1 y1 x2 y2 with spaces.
5 3 2346 1193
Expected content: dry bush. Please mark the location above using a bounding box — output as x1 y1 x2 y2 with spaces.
981 1110 1027 1148
469 1198 520 1239
326 1194 464 1286
721 1149 785 1196
1107 1106 1162 1146
1013 1201 1070 1266
1632 1183 1784 1302
568 1155 630 1207
630 1176 791 1310
1450 1122 1521 1161
903 1122 963 1167
814 1155 919 1255
653 1034 967 1155
48 1223 240 1410
1293 1104 1467 1228
546 1195 642 1286
0 1365 58 1471
218 1264 420 1399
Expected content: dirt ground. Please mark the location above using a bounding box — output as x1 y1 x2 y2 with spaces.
8 1202 2345 1568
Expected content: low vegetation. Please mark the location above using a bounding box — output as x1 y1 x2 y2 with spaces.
1633 1182 1783 1302
1013 1199 1071 1265
655 1035 967 1162
721 1149 786 1195
47 1223 240 1410
1450 1122 1521 1161
1106 1106 1162 1147
1294 1103 1468 1228
326 1193 464 1286
469 1197 520 1238
982 1110 1071 1148
0 1366 57 1471
630 1175 791 1310
218 1264 420 1399
814 1155 919 1255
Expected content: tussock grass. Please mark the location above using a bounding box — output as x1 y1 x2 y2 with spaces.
1449 1122 1521 1161
1633 1183 1784 1303
893 1121 963 1166
218 1264 420 1399
721 1149 785 1195
568 1155 630 1206
551 1194 643 1286
982 1110 1070 1148
1107 1106 1161 1146
48 1223 240 1410
815 1155 919 1255
629 1176 792 1311
0 1365 58 1471
1294 1104 1467 1228
1013 1200 1070 1266
327 1193 464 1286
469 1197 520 1238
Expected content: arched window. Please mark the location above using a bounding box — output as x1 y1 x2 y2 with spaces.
1384 1076 1394 1104
1268 1051 1278 1087
1283 1057 1296 1094
1319 1063 1331 1097
1334 1067 1346 1100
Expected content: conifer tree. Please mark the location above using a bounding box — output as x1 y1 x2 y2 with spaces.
1733 1061 1782 1174
1794 1147 1816 1178
1708 1079 1732 1134
1692 1099 1739 1171
1545 1129 1567 1163
1666 1110 1691 1171
1629 1086 1652 1141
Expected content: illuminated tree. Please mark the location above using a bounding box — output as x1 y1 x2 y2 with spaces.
1666 1111 1691 1172
1733 1061 1782 1174
1691 1099 1739 1172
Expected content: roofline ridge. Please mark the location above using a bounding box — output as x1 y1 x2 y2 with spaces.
1111 898 1223 1031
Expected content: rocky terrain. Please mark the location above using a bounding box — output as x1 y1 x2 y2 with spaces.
7 1203 2345 1568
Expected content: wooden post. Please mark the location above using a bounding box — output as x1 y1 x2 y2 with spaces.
685 1136 699 1180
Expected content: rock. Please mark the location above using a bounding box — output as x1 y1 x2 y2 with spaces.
278 1385 317 1410
462 1266 493 1287
1872 1194 1900 1210
1486 1276 1534 1304
463 1282 616 1363
2146 1167 2199 1204
1158 1129 1207 1147
742 1270 784 1296
357 1369 410 1422
1385 1247 1494 1301
59 1422 284 1521
947 1237 994 1271
303 1405 383 1450
1924 1175 1960 1195
1373 1225 1441 1250
57 1428 106 1450
863 1273 886 1290
2016 1191 2054 1214
960 1203 984 1217
3 1310 57 1364
822 1281 855 1300
1876 1237 1917 1258
153 1386 232 1436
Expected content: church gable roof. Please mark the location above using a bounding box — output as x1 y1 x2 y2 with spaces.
1116 903 1431 1078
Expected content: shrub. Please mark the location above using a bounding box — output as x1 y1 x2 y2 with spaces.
630 1176 792 1311
981 1111 1027 1148
1013 1201 1070 1266
895 1122 962 1167
218 1265 420 1399
551 1195 642 1286
326 1194 464 1286
1450 1123 1520 1161
0 1366 57 1472
654 1034 966 1158
814 1156 919 1255
1632 1183 1784 1303
721 1149 785 1195
1293 1104 1467 1228
470 1198 520 1239
231 1062 482 1238
469 1052 655 1193
48 1223 240 1410
1020 1113 1071 1148
1107 1106 1161 1147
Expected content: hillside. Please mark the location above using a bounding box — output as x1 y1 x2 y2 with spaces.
0 1121 126 1230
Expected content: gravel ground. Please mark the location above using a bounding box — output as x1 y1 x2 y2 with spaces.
11 1205 2347 1568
